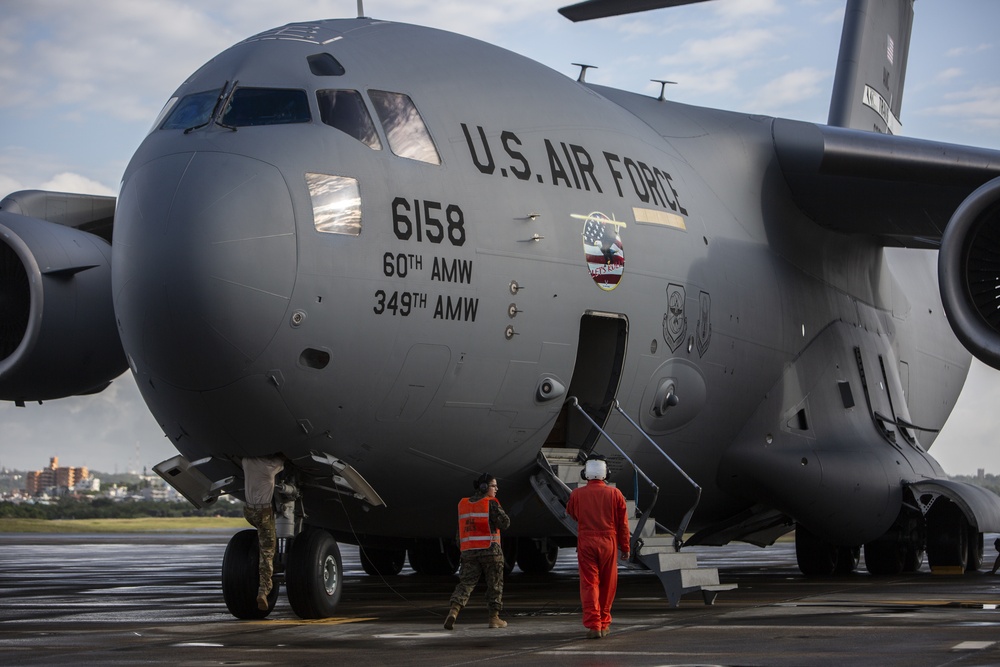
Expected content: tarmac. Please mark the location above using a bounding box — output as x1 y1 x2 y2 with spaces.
3 531 1000 666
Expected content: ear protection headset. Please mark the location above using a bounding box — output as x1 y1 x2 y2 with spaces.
474 472 493 493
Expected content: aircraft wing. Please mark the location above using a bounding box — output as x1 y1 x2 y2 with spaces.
559 0 711 22
772 119 1000 249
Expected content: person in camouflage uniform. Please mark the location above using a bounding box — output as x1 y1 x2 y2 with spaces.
242 455 285 610
444 473 511 629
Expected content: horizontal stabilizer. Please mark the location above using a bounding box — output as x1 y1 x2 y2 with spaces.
559 0 711 22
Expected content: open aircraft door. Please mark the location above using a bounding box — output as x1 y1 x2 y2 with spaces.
546 311 628 453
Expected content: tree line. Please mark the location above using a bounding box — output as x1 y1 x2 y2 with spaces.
0 497 243 520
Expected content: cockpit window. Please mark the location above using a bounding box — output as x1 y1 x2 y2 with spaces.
220 88 311 127
316 90 382 150
159 88 223 130
368 90 441 165
308 53 345 76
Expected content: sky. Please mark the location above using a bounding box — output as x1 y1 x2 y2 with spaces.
1 0 999 475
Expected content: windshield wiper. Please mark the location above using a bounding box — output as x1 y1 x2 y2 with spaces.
183 80 233 134
214 80 240 132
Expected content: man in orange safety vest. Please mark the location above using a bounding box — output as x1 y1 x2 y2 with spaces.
444 472 511 629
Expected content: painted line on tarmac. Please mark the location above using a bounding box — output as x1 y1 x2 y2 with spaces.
252 617 377 625
953 641 996 651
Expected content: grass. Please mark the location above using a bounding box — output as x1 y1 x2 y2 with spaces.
0 516 248 533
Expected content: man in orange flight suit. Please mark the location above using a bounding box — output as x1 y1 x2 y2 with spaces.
566 455 630 639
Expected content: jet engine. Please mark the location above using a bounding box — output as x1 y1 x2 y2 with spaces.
0 201 127 403
939 176 1000 371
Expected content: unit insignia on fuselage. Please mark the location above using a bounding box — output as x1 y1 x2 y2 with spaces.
572 212 625 291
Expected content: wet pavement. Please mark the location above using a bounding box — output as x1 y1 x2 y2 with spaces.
3 532 1000 666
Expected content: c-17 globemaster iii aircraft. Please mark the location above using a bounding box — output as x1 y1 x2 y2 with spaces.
3 0 1000 618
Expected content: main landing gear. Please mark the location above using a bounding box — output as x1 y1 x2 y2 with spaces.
222 479 346 620
222 527 345 619
794 498 983 577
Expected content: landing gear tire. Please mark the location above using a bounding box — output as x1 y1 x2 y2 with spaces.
502 538 519 575
285 529 343 619
516 538 558 574
967 530 984 572
903 545 925 573
360 546 406 576
795 526 837 576
407 539 460 575
222 529 278 619
926 500 969 571
835 546 861 574
863 539 907 575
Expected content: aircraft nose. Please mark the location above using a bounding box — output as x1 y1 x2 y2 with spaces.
113 151 296 390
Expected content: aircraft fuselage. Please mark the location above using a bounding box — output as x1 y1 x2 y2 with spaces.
112 18 968 546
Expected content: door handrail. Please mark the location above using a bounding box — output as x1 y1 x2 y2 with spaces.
610 400 701 551
567 397 701 551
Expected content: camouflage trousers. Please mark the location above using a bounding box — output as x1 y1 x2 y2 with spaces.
449 548 505 613
244 505 276 596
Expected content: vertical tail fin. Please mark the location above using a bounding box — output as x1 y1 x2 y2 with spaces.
828 0 914 134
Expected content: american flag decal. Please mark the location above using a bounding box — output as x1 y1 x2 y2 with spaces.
576 212 625 291
887 34 894 65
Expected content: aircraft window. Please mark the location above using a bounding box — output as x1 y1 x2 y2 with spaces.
150 97 179 134
307 173 361 236
368 90 441 165
308 53 345 76
159 88 223 130
220 88 311 127
316 90 382 150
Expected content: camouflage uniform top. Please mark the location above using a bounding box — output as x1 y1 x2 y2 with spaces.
460 491 510 555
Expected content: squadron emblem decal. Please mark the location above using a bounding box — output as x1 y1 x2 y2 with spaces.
572 212 626 291
696 291 712 357
663 283 686 352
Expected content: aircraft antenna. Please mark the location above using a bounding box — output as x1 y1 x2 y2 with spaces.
651 79 676 101
572 63 597 83
357 0 366 18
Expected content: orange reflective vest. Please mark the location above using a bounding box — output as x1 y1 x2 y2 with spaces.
457 497 501 551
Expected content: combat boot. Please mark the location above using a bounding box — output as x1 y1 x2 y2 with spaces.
488 612 507 628
443 603 461 629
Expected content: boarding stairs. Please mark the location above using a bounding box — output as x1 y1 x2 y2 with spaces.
531 400 735 607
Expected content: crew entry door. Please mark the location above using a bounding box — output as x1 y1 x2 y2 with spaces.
546 312 628 453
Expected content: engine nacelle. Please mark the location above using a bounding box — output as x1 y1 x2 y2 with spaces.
939 176 1000 370
0 210 127 402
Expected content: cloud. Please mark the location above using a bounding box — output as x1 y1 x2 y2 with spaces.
712 0 783 21
41 173 116 196
661 28 779 68
917 85 1000 130
0 174 22 197
747 66 828 114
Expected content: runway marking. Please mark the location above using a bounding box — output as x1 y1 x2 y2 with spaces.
254 617 376 625
173 642 224 647
953 641 996 651
541 650 699 656
373 632 453 639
